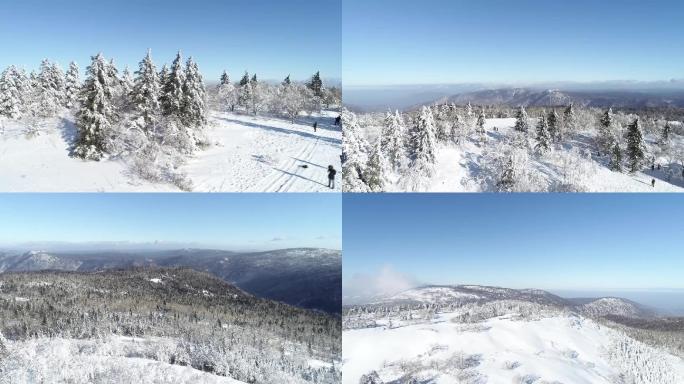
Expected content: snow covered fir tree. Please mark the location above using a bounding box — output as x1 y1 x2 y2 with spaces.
0 53 341 192
342 100 684 192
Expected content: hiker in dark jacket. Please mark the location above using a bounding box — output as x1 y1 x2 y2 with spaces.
651 178 656 188
327 165 336 189
313 121 318 132
334 115 341 126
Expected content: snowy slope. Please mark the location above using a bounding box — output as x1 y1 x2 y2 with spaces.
0 110 341 192
182 111 341 192
0 115 167 192
0 336 247 384
432 118 683 192
343 313 684 384
364 117 684 193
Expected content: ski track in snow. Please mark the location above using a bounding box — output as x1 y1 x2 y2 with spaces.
0 110 341 192
184 110 341 192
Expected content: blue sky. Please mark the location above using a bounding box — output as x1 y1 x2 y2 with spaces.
0 194 341 250
0 0 340 82
343 0 684 86
343 194 684 291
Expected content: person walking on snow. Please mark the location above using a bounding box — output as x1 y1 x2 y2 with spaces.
651 178 656 188
313 121 318 132
327 165 336 189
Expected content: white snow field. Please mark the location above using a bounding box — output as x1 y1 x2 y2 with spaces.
361 117 684 193
343 313 684 384
0 110 341 192
0 336 246 384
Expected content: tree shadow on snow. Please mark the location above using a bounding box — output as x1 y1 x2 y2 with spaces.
216 117 341 146
273 167 329 189
297 114 341 133
643 165 684 188
58 117 79 156
251 154 275 166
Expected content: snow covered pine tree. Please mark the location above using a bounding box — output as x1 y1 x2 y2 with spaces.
73 54 115 161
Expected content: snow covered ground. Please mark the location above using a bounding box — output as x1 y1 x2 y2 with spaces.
343 312 684 384
363 117 684 192
0 110 341 192
0 335 246 384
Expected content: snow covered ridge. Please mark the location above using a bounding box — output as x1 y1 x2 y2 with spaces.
343 285 656 330
342 103 684 192
0 268 341 384
0 55 341 192
363 284 583 308
343 285 684 384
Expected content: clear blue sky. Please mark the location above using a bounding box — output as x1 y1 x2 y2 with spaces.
344 194 684 290
0 0 340 82
343 0 684 86
0 194 341 250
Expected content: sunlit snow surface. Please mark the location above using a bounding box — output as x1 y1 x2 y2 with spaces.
343 312 684 384
0 110 341 192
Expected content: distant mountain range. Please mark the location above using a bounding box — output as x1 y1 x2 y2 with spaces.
353 284 654 319
344 83 684 111
439 88 684 108
0 248 341 314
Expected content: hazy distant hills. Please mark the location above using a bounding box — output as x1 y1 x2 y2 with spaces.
441 88 684 108
0 248 341 314
345 83 684 111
